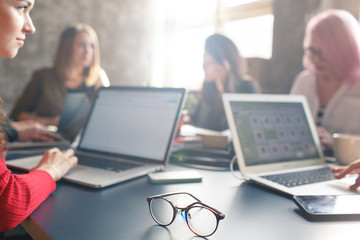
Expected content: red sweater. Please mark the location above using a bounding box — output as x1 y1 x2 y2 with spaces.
0 156 56 231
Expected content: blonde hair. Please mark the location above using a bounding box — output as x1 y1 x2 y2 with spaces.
0 98 8 150
54 23 100 86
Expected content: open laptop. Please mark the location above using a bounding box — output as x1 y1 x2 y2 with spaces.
7 86 186 188
7 92 91 150
222 93 358 196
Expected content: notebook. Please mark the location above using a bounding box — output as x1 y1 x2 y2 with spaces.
7 92 91 150
7 86 186 188
222 93 358 196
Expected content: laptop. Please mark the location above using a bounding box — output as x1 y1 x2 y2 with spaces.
7 86 186 188
7 92 91 150
222 93 358 196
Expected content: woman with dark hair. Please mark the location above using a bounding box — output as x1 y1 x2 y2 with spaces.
0 0 77 231
11 23 109 126
190 34 258 131
291 9 360 150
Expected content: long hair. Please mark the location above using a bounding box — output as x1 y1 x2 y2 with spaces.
54 23 100 86
303 9 360 84
0 99 8 151
204 34 244 92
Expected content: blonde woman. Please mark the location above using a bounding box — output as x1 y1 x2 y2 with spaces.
11 23 109 125
0 0 77 231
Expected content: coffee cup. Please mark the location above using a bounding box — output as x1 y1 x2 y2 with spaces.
333 133 360 165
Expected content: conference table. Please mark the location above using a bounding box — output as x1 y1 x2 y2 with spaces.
13 162 360 240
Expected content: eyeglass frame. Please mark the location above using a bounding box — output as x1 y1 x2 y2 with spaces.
304 46 325 61
147 192 225 237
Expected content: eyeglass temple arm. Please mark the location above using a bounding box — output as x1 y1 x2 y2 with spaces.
147 192 202 202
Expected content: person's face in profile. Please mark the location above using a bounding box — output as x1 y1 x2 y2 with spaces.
203 51 227 83
304 35 338 81
72 31 94 69
0 0 35 59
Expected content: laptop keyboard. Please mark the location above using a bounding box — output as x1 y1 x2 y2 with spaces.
261 167 334 188
77 154 140 172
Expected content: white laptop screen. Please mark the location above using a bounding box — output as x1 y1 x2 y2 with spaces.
78 88 184 161
229 101 320 166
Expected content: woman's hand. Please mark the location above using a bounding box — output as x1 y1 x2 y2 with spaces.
204 62 228 95
332 159 360 190
33 148 78 181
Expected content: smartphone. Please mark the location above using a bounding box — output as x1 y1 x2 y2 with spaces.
293 195 360 219
148 170 202 184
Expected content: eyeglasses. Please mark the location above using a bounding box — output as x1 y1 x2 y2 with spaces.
304 46 324 60
147 192 225 237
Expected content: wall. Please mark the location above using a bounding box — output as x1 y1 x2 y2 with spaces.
265 0 320 93
0 0 154 112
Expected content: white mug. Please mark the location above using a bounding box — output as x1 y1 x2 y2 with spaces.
333 133 360 165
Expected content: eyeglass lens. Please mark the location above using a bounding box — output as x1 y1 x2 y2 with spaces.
186 205 218 237
150 198 175 226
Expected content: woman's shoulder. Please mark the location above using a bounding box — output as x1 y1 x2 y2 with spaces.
291 70 315 94
31 66 57 81
29 67 64 91
295 70 312 81
32 66 54 76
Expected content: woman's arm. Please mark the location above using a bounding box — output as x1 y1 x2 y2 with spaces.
0 148 77 231
16 112 60 126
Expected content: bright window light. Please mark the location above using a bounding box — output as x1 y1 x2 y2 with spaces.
151 0 273 89
172 27 214 90
222 0 260 7
224 14 274 59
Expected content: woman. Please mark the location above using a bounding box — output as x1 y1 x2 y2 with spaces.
11 23 109 126
190 34 258 131
0 0 77 231
291 10 360 150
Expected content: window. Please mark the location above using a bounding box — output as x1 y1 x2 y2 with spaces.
152 0 273 90
224 14 273 59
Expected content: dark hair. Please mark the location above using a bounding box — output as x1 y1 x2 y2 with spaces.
205 34 244 90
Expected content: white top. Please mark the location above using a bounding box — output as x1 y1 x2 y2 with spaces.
291 70 360 135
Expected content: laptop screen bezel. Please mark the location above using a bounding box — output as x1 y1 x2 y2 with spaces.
223 93 325 175
76 86 186 165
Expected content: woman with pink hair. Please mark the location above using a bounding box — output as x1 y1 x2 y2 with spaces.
291 9 360 150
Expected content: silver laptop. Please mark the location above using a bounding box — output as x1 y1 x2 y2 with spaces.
7 86 186 188
223 93 358 196
7 92 91 150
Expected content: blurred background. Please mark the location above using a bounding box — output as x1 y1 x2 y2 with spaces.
0 0 358 112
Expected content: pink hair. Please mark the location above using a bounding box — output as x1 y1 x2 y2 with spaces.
303 9 360 84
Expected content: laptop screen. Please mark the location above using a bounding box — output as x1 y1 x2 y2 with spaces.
78 87 184 161
58 92 91 140
229 100 320 166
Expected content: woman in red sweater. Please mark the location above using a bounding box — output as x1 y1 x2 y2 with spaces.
0 0 78 231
